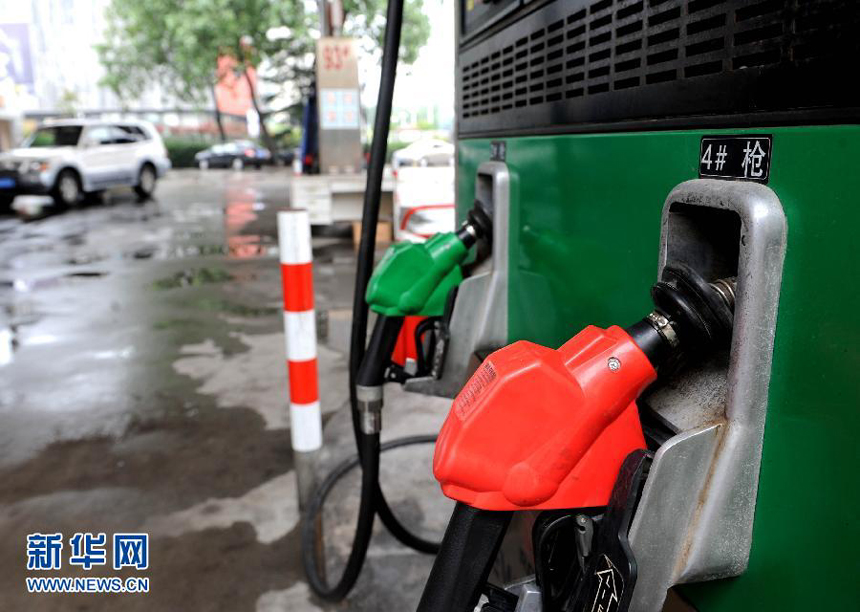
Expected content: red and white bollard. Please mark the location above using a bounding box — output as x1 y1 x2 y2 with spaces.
278 209 322 508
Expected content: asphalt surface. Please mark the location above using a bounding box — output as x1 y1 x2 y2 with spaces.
0 169 453 611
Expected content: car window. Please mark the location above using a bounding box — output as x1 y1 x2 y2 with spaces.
84 126 116 145
25 125 83 147
115 125 148 143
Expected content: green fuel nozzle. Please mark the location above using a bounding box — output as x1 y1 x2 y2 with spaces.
365 200 492 318
357 200 493 432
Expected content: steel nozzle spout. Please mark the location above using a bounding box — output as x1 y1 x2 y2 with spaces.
710 276 737 312
455 198 493 249
626 265 737 371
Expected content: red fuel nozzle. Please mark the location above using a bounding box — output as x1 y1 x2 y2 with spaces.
431 266 736 511
433 325 656 511
418 267 737 612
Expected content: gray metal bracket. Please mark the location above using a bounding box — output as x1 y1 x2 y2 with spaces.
628 179 787 612
405 160 510 398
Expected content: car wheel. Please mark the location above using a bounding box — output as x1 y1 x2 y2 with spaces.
198 159 209 170
232 157 244 171
134 164 157 200
52 169 81 208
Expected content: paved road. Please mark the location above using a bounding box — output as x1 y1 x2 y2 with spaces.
0 169 452 611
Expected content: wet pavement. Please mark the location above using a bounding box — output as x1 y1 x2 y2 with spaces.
0 169 453 610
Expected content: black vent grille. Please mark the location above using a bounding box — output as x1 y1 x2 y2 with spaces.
459 0 860 134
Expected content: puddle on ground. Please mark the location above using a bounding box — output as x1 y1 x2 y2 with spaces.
66 271 107 279
67 253 107 266
108 203 163 224
224 202 258 228
12 197 59 221
118 193 277 263
8 271 108 292
153 267 232 289
0 327 13 366
143 471 299 544
151 300 277 330
20 333 59 347
90 346 135 360
63 233 86 246
126 238 275 261
171 331 346 430
190 298 278 318
256 583 323 612
225 235 277 259
169 204 225 222
130 246 157 259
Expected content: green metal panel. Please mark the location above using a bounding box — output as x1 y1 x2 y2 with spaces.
457 126 860 609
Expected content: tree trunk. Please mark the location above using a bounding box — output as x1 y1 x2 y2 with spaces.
243 68 278 164
210 83 227 142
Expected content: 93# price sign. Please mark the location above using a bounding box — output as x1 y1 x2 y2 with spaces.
699 135 772 183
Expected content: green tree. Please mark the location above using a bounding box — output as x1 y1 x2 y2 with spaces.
96 0 430 147
341 0 431 65
57 89 81 117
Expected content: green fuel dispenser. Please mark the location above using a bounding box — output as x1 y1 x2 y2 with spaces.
440 1 860 611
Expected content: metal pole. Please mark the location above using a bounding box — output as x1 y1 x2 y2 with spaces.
278 209 322 510
318 0 331 37
330 0 344 36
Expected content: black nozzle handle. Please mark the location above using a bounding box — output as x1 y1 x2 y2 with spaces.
356 315 404 388
417 503 512 612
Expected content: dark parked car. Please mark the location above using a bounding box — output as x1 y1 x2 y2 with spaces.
194 141 271 170
277 148 300 165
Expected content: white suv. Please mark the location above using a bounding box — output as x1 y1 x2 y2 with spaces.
0 119 171 210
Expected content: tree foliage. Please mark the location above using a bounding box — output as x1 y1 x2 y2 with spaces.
341 0 431 65
97 0 431 117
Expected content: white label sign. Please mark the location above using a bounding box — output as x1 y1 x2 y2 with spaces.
319 88 360 130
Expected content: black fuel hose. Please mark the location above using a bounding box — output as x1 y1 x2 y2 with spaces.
356 315 404 388
300 0 441 602
302 431 381 601
343 0 439 558
301 435 438 599
356 318 441 555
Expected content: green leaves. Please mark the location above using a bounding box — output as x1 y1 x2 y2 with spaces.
341 0 430 64
97 0 431 118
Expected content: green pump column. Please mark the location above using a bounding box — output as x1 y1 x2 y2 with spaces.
457 127 860 611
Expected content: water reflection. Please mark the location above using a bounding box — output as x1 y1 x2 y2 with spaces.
223 183 275 260
0 327 13 366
